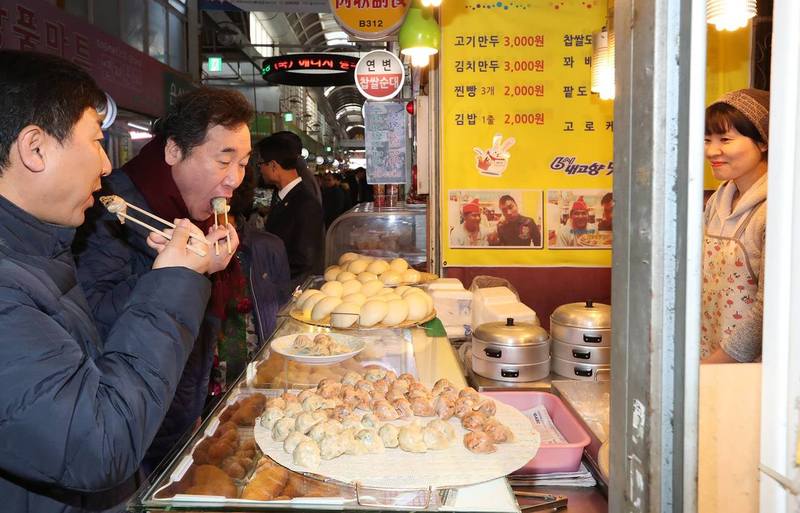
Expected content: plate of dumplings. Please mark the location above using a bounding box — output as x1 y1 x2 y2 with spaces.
270 333 366 365
253 370 540 489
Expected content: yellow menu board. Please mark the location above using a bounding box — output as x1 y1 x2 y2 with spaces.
440 0 614 267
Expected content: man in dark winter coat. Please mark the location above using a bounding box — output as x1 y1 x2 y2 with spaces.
74 87 251 474
0 50 227 512
257 133 325 290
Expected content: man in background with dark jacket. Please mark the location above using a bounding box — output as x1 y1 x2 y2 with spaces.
257 132 325 290
74 87 250 474
0 50 226 512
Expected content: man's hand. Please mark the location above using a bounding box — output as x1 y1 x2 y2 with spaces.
148 219 213 274
206 223 240 274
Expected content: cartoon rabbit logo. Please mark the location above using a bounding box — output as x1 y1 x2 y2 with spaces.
473 134 516 177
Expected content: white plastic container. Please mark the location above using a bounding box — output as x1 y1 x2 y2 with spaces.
430 289 473 328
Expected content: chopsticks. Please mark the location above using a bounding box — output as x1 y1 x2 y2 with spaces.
212 198 232 256
100 195 209 257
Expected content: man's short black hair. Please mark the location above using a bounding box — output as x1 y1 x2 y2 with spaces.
154 87 253 158
601 192 613 205
499 194 517 206
0 50 106 173
256 132 301 170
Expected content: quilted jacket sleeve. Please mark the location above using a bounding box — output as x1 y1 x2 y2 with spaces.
0 268 210 492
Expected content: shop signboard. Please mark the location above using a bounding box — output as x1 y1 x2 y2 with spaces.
330 0 409 40
0 0 190 119
354 50 404 101
440 0 614 267
364 101 407 184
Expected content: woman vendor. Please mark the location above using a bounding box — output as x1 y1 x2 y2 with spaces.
701 88 769 363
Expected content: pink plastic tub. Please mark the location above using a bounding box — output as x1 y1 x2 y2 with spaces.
484 391 591 474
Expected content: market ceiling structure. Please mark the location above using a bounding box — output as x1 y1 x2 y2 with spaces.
200 7 389 141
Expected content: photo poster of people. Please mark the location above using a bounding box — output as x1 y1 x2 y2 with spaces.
448 190 544 249
546 189 613 249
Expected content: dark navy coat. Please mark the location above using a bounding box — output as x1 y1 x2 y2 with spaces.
0 194 209 512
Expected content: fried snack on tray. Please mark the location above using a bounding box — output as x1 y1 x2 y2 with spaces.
240 457 289 501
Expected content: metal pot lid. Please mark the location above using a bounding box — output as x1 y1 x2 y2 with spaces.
550 300 611 329
473 318 549 346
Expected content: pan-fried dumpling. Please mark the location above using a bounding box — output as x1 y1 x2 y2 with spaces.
354 379 374 394
281 391 300 404
272 417 295 442
392 398 414 418
483 418 514 443
355 428 385 454
284 431 311 454
319 397 339 410
317 381 342 399
297 389 317 402
293 439 321 469
434 395 456 420
410 397 435 417
259 406 285 430
373 399 400 421
432 378 457 397
363 367 387 382
372 378 390 395
463 430 496 454
461 411 488 431
398 423 427 453
458 387 480 402
454 397 476 418
389 379 409 396
295 411 324 434
331 404 352 422
341 414 363 431
378 424 400 448
341 371 362 386
342 387 371 411
475 398 497 417
320 432 349 460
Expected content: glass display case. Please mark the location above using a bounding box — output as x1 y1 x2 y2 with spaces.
129 308 520 512
325 202 427 269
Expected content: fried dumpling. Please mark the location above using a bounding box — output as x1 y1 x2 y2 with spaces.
363 367 387 382
483 418 514 443
458 387 480 402
461 411 489 431
463 430 496 454
341 370 362 386
431 378 457 397
475 398 497 417
373 399 400 421
410 397 436 417
434 394 456 420
454 397 476 419
392 398 414 419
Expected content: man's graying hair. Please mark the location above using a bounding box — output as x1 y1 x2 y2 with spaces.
154 87 254 158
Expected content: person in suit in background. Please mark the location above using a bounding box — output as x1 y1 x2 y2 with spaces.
257 132 324 290
267 131 322 206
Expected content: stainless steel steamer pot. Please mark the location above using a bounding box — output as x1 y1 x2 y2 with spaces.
551 356 610 381
551 339 611 365
549 300 611 347
471 318 551 381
